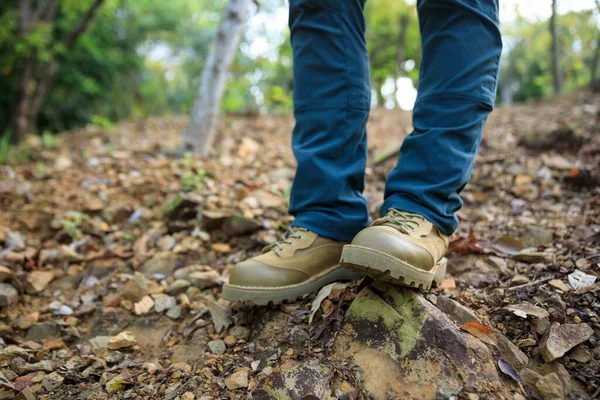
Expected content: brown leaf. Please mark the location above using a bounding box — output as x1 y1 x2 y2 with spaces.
460 321 498 347
446 232 484 254
487 236 525 256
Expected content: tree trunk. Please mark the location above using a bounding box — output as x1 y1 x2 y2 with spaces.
396 14 410 75
183 0 252 156
8 0 104 144
592 0 600 91
550 0 562 94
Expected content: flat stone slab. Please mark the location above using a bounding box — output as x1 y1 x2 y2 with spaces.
334 282 508 399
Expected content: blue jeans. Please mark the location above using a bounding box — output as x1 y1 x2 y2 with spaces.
288 0 502 241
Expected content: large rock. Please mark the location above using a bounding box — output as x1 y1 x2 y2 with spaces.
540 322 593 362
334 283 508 399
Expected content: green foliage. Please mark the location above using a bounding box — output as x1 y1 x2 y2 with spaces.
499 9 599 103
1 0 598 141
60 211 89 240
180 168 206 192
0 131 31 165
365 0 421 104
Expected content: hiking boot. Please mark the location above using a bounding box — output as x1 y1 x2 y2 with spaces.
340 209 449 290
223 227 362 305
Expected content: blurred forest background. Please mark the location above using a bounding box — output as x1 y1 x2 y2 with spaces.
1 0 599 146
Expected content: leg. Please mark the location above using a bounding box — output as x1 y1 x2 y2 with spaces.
288 0 371 242
340 0 502 289
223 0 370 304
381 0 502 235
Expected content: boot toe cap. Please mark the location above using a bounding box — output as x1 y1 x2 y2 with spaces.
351 226 435 270
228 259 308 288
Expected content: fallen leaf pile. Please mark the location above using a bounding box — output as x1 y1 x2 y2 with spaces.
0 91 598 399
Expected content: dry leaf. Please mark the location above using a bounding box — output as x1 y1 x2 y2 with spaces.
308 282 347 324
488 236 525 256
504 303 549 319
460 321 498 347
498 358 520 382
568 270 597 289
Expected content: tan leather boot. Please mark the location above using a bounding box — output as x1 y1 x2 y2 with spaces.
223 227 362 305
341 209 449 290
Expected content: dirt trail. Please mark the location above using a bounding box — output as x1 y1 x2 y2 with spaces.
0 92 599 399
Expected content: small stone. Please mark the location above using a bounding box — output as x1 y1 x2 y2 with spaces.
540 323 594 362
521 226 553 248
157 235 176 251
14 386 36 400
207 340 226 355
548 279 571 292
568 345 592 363
41 371 64 392
0 283 18 307
3 370 17 381
225 368 249 390
0 265 11 282
108 331 137 350
153 294 177 313
134 295 154 315
224 335 237 347
166 305 182 319
210 243 230 253
55 156 72 170
208 300 232 333
510 274 530 285
11 358 54 375
26 270 54 293
143 362 161 374
0 346 30 362
535 373 563 400
533 317 551 335
26 322 61 342
89 336 111 349
139 252 179 278
496 332 529 369
188 270 220 289
181 392 195 400
516 338 536 347
573 315 581 324
0 370 17 398
435 296 480 325
229 326 251 341
165 279 191 295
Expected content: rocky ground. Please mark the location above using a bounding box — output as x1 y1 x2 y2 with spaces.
0 91 599 400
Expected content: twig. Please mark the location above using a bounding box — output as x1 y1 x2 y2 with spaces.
508 276 554 292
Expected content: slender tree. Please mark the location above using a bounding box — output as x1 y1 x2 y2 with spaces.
591 0 600 91
8 0 105 144
183 0 253 156
550 0 563 94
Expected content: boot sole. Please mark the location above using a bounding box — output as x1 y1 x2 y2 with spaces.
222 266 363 305
340 245 447 290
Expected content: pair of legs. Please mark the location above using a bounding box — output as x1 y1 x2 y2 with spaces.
222 0 502 304
288 0 502 241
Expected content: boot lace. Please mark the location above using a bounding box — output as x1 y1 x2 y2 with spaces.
263 226 309 253
377 209 425 233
